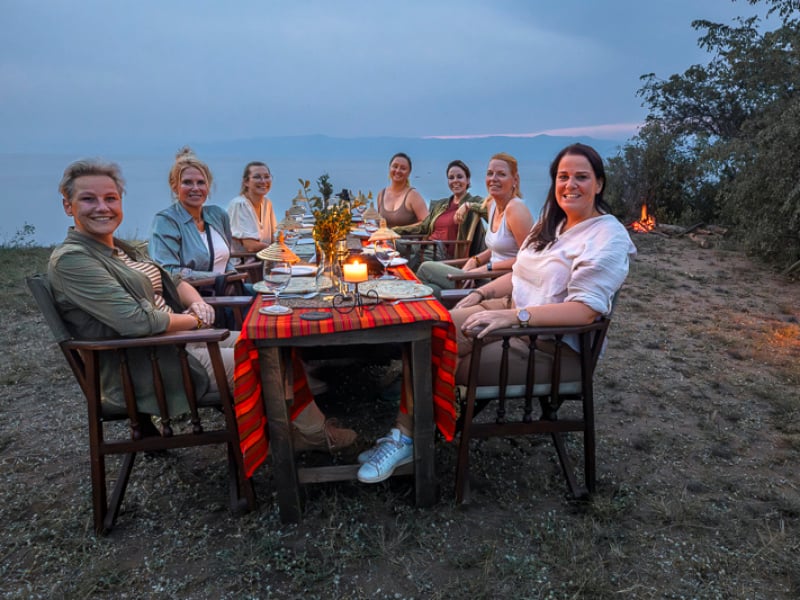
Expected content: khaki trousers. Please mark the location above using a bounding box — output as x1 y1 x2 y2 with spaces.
451 298 582 387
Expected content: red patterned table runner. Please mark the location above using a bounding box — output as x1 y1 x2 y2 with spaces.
233 265 457 477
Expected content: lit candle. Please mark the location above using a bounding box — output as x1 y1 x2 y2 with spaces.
343 261 368 283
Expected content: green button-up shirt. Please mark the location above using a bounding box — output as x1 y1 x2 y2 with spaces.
48 228 209 414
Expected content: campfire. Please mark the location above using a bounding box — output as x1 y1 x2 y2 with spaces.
630 204 656 233
625 205 729 249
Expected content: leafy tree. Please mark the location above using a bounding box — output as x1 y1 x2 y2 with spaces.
718 96 800 262
605 122 705 224
607 0 800 266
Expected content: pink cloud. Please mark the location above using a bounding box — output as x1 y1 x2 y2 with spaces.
425 122 642 141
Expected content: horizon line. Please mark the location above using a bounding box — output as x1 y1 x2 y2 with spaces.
423 122 642 141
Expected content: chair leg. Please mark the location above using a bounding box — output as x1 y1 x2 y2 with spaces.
584 424 596 495
455 393 477 504
226 443 256 512
551 432 588 499
455 434 471 504
103 452 137 533
91 452 108 535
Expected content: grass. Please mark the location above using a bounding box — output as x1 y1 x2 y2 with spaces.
1 236 799 598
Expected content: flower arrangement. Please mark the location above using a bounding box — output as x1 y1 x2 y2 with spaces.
299 176 366 249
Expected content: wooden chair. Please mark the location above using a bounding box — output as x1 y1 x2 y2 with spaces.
231 251 263 284
397 210 486 266
26 274 256 534
455 316 612 503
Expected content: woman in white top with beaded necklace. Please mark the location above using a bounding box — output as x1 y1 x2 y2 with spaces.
416 152 533 298
227 161 278 253
377 152 429 227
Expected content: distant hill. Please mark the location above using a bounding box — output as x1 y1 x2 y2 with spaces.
192 134 623 161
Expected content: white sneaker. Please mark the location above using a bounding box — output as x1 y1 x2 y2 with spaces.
357 447 376 464
357 428 413 483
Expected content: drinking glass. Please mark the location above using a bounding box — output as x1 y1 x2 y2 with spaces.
374 238 397 280
260 259 293 315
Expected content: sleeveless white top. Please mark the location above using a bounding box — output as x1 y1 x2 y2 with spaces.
484 199 520 262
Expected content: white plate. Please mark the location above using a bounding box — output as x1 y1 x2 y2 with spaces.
254 276 330 294
295 238 316 245
350 229 370 238
389 257 408 267
358 280 433 300
273 265 315 276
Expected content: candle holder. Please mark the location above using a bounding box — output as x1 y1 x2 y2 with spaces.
332 281 379 314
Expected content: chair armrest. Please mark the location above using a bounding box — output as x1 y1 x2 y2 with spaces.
64 328 232 351
446 268 510 282
235 260 263 283
466 319 609 341
439 289 474 309
441 258 469 268
189 271 249 289
231 251 258 260
204 296 255 309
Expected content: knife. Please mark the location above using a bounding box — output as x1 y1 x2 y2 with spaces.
391 297 434 305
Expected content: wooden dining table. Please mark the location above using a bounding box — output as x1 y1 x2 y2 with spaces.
232 264 458 523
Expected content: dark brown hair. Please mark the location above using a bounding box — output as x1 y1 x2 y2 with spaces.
525 143 609 251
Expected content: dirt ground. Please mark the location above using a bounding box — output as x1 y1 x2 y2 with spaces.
1 233 798 599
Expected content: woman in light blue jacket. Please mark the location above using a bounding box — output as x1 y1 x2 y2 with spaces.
150 147 235 281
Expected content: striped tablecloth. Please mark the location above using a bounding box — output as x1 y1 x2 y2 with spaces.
233 265 457 477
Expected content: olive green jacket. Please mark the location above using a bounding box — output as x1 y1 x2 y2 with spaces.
393 193 486 259
48 228 209 414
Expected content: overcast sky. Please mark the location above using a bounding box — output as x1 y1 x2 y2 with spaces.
1 0 768 152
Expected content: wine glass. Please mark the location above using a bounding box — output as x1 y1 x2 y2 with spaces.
374 238 397 280
259 258 293 315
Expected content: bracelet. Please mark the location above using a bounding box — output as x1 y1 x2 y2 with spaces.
472 255 482 266
470 289 485 300
194 314 204 329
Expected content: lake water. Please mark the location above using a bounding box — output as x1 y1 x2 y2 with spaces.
0 153 549 246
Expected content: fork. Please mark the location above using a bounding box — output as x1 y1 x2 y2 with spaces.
263 291 318 300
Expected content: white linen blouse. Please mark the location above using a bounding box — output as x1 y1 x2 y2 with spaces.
511 214 636 318
227 194 277 251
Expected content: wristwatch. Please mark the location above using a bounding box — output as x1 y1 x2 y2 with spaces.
486 261 493 271
517 308 531 327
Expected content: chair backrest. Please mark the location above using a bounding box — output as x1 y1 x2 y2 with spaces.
463 212 486 260
27 273 72 344
468 319 610 411
27 274 95 400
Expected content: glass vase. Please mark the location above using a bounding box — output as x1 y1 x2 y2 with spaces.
316 242 338 292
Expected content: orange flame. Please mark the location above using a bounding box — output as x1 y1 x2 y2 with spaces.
631 204 656 233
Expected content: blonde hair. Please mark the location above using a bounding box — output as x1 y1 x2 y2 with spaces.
488 152 523 198
59 159 125 200
167 146 213 199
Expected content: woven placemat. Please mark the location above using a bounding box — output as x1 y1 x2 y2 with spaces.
263 290 382 309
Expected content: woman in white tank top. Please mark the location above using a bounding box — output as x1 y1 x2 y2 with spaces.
416 153 533 298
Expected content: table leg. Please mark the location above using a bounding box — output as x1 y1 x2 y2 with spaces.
258 346 302 523
410 334 436 506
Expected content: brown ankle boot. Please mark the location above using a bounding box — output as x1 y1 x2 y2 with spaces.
293 418 357 453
